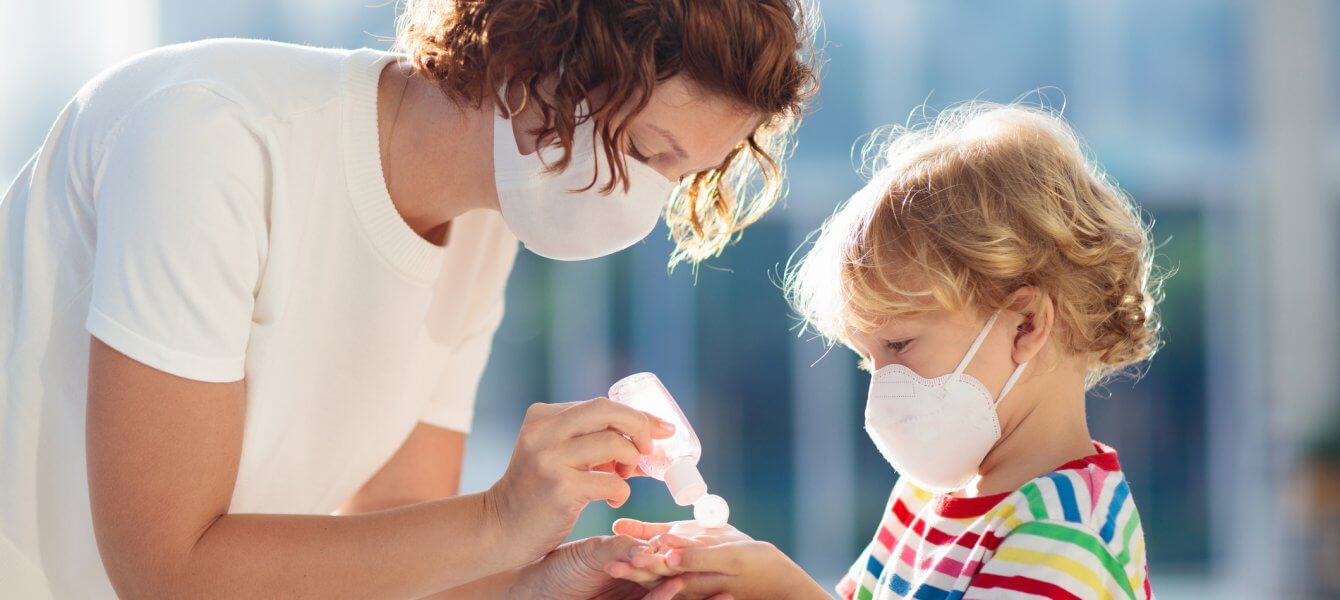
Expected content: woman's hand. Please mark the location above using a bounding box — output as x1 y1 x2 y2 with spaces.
506 535 662 600
484 398 675 564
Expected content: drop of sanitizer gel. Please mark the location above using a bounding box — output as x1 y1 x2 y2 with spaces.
609 373 732 528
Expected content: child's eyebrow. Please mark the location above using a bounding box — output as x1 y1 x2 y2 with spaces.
874 323 914 339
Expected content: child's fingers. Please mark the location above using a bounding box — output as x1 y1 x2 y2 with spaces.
650 533 707 550
613 518 674 540
629 551 680 577
602 560 662 585
707 594 735 600
666 544 745 575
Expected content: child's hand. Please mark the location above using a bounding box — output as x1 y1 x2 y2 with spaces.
608 516 755 578
603 519 753 581
618 518 754 548
604 519 825 599
646 541 828 600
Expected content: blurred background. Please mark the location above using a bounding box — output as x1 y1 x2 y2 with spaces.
3 0 1337 597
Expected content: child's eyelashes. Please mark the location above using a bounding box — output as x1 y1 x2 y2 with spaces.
885 339 913 353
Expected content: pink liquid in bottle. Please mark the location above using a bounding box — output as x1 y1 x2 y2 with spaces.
609 372 729 528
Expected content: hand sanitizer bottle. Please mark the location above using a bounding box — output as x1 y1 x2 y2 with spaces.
609 372 730 528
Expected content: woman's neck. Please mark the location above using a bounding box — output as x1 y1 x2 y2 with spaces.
958 363 1095 498
377 60 501 246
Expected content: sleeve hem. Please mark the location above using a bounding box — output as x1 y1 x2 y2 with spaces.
86 305 245 383
419 403 474 434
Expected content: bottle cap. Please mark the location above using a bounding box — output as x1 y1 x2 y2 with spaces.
664 458 707 506
692 494 730 528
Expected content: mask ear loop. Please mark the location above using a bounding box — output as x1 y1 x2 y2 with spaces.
949 311 1030 406
993 361 1028 407
950 311 1000 380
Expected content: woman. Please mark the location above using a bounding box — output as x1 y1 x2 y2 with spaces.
0 0 816 596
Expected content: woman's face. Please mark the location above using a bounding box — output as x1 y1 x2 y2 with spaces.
622 75 761 181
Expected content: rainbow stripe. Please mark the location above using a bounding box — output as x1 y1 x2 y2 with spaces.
838 443 1151 600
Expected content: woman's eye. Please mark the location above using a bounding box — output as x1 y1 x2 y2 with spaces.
627 137 653 162
885 339 912 353
628 141 651 163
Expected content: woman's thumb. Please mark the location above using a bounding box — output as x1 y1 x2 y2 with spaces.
578 534 648 569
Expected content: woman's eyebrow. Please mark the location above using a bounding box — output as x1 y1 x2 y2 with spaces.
648 124 689 160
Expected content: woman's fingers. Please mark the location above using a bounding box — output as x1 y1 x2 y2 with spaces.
557 398 673 454
561 430 642 470
593 458 642 478
573 534 648 569
581 471 633 508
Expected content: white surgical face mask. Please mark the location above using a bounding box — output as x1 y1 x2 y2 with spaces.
863 312 1028 493
493 106 676 261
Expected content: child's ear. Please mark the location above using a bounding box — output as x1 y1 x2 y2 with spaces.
1005 286 1054 365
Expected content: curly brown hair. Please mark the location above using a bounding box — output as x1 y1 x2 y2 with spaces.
397 0 818 265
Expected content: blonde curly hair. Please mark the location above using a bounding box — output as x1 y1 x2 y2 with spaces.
786 103 1167 387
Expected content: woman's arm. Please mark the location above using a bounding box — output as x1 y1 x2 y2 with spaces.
86 338 513 599
339 423 466 515
87 338 666 598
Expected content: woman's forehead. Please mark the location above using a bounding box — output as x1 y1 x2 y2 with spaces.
639 78 759 164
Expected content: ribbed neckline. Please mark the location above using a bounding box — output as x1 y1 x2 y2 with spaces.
930 440 1122 519
340 48 445 282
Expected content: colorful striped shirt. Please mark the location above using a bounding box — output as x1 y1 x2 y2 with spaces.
836 442 1152 599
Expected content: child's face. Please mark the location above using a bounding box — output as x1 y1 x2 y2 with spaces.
849 308 1023 402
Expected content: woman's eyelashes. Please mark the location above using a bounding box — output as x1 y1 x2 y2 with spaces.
628 138 653 163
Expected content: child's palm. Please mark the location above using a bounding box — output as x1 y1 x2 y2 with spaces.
608 520 824 600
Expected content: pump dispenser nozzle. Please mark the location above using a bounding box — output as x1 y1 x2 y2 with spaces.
664 458 707 506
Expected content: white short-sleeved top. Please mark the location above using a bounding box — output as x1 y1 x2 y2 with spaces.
0 39 518 597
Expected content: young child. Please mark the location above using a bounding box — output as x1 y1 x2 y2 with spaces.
605 103 1161 599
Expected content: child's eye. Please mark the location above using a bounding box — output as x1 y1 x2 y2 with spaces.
885 339 912 353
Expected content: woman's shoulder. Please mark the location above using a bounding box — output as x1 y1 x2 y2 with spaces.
451 209 519 263
436 209 520 313
73 39 362 141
